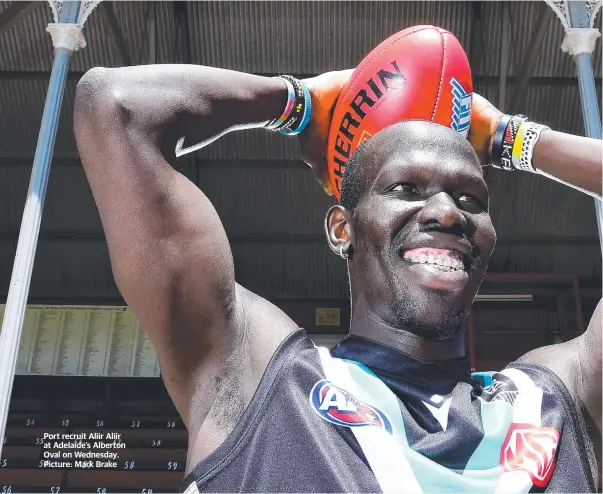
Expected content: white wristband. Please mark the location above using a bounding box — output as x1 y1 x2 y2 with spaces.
517 122 550 173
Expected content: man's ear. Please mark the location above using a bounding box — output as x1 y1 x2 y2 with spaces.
325 205 353 259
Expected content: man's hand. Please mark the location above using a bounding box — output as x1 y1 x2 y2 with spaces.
299 70 354 195
468 93 504 166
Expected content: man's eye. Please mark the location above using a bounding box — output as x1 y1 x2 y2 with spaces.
458 194 486 211
391 183 419 194
458 194 476 204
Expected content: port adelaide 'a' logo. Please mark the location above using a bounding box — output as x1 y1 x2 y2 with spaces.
309 379 393 434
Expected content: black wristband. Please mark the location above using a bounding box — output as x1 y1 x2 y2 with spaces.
501 115 527 171
491 114 512 168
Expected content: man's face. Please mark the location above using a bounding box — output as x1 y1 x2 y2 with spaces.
342 122 496 339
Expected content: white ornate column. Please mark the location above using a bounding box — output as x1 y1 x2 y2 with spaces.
0 0 101 456
545 0 603 251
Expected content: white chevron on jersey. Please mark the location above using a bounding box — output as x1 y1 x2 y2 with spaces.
423 398 452 431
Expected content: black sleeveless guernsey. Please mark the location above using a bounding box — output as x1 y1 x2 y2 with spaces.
182 330 598 493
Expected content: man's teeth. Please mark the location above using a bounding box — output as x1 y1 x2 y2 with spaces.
403 253 464 272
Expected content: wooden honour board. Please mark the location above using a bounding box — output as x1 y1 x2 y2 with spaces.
0 305 160 378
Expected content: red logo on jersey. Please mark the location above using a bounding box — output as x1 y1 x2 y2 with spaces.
500 423 560 487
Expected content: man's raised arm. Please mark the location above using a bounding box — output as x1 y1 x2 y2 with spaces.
73 65 298 427
532 130 602 197
509 115 602 427
471 97 603 431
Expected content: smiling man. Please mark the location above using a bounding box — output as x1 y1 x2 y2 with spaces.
74 65 601 493
333 122 494 349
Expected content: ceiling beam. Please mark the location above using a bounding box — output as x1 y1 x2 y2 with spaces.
147 1 156 64
1 72 600 88
0 158 305 169
227 234 603 247
172 1 191 64
101 2 132 66
0 232 599 247
499 3 511 110
469 0 488 182
468 1 486 72
0 2 39 38
510 4 555 112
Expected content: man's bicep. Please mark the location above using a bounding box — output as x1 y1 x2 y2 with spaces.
78 127 237 329
76 108 239 419
111 172 237 337
93 162 240 420
578 299 602 430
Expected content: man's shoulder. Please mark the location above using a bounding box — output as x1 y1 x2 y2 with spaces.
510 338 581 398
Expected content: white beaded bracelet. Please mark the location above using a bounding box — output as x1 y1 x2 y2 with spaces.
512 121 551 173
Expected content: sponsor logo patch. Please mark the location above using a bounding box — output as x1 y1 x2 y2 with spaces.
480 373 519 406
501 423 560 487
450 78 471 137
309 379 393 434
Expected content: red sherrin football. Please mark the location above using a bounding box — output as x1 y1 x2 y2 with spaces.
327 25 473 200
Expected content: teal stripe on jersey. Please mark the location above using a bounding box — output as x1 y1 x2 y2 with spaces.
407 449 504 492
464 399 513 471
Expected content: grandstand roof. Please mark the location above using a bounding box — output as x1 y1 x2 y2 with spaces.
0 0 600 304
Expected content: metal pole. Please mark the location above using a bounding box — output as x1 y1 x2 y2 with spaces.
573 54 602 139
546 0 603 250
574 52 603 248
0 0 97 457
568 1 603 251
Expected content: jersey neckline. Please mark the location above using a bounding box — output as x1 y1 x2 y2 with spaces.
331 335 475 395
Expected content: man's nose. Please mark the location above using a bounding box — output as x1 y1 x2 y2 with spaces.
416 192 467 231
